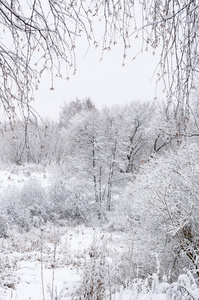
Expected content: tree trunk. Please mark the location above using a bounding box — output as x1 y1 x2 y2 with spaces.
92 137 98 202
107 137 117 211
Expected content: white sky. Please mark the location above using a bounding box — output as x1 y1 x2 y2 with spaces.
33 31 164 121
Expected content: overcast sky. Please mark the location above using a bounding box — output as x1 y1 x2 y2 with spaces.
33 35 164 121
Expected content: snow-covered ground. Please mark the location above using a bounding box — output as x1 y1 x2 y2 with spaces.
0 225 168 300
0 165 49 193
0 166 197 300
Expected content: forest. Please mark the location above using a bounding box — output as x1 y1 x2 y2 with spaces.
0 0 199 299
0 97 199 299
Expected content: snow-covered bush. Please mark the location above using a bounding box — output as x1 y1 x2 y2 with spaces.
166 274 199 300
73 233 114 299
0 171 107 235
157 275 170 294
0 179 47 233
3 186 32 232
48 178 94 224
0 206 9 238
110 239 139 288
131 278 150 296
20 178 48 223
0 254 19 290
124 143 199 280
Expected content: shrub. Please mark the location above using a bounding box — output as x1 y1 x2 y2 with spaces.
47 178 94 224
166 274 199 300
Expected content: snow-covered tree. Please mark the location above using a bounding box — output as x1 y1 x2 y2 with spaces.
59 98 96 129
122 102 155 173
0 1 198 129
125 142 199 279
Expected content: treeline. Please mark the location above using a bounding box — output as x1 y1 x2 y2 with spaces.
0 98 189 211
1 98 199 281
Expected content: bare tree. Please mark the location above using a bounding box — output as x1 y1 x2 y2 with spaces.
0 0 93 123
0 1 198 129
138 1 199 131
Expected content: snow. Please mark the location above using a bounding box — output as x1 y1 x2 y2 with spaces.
0 166 197 300
0 225 167 300
10 262 80 300
0 166 49 194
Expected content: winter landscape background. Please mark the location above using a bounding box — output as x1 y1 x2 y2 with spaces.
0 0 199 299
0 98 199 299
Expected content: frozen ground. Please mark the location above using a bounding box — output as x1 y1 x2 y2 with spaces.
0 226 167 300
0 166 196 300
0 165 50 193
